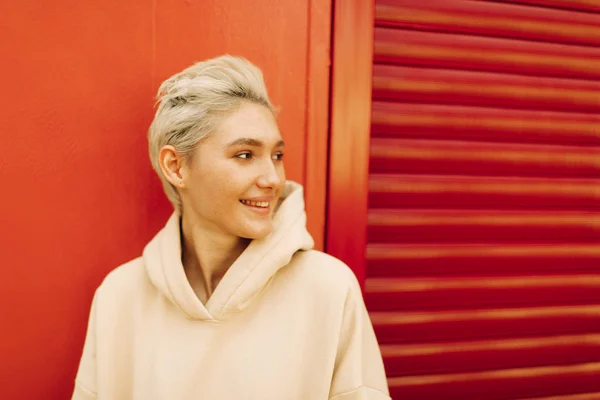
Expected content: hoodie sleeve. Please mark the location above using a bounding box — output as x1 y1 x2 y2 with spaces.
328 272 391 400
72 291 99 400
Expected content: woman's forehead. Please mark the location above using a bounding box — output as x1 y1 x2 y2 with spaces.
213 103 282 146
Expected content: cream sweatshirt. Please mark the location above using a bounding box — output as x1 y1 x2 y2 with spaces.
72 181 390 400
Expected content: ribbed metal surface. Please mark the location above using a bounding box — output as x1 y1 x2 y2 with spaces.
485 0 600 14
370 1 600 398
376 0 600 46
381 334 600 375
375 28 600 80
369 174 600 209
371 102 600 146
370 138 600 176
368 209 600 242
373 65 600 113
386 362 600 399
367 243 600 276
520 392 600 400
366 275 600 310
371 305 600 343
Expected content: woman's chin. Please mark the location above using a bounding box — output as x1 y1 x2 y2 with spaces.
237 223 273 240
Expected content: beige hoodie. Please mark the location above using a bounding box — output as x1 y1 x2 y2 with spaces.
72 181 390 400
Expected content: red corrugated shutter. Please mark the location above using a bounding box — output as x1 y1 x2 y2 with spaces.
367 1 600 398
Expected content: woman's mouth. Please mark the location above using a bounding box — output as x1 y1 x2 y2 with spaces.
239 199 272 215
240 199 270 208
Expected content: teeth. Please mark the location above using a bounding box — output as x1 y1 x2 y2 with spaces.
241 200 269 208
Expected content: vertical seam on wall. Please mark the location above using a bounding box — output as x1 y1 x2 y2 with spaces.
151 0 157 89
303 0 312 190
323 0 336 252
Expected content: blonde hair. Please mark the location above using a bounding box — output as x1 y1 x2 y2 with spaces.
148 55 275 212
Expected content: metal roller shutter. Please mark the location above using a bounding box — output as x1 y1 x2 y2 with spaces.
367 1 600 398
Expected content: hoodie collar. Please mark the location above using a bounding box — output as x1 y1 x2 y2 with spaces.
143 181 314 321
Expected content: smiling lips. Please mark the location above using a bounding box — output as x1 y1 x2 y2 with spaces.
239 199 273 215
240 199 269 208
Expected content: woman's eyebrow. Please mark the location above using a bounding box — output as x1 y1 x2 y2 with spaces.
225 138 285 148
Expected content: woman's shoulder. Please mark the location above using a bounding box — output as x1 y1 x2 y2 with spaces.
286 250 362 297
95 257 148 299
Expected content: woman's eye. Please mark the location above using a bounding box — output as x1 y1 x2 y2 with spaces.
236 152 252 160
273 153 284 161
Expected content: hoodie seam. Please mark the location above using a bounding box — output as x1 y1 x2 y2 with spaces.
75 379 97 397
218 209 305 316
329 385 390 399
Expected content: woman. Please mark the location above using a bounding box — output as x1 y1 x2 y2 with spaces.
72 55 390 400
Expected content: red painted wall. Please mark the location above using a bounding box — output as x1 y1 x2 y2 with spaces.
0 1 330 398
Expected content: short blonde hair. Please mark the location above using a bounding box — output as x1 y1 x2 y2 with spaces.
148 55 275 212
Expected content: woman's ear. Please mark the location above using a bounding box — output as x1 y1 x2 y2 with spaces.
159 145 186 189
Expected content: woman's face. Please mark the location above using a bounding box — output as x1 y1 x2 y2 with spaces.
179 102 286 240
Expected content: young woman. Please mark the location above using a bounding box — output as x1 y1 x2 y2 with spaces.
72 55 390 400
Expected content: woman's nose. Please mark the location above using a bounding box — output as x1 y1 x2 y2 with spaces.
257 160 283 188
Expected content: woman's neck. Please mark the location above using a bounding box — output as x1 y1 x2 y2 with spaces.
180 211 250 304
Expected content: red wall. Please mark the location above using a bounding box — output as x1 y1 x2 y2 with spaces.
0 1 330 398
